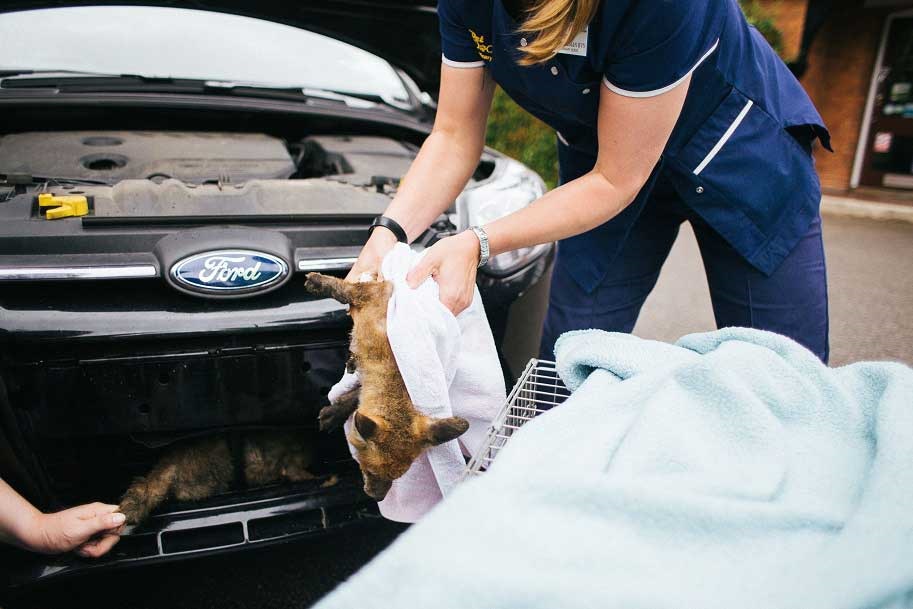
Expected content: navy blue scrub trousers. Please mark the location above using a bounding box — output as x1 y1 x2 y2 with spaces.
539 176 830 363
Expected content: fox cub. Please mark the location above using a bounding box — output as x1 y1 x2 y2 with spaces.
119 430 335 525
303 272 469 501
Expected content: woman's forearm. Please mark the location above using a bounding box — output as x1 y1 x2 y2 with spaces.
383 128 484 242
0 478 40 549
485 169 639 257
484 75 687 258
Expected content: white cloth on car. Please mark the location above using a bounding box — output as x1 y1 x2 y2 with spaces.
328 243 504 522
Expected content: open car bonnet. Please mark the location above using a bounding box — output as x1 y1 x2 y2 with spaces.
0 0 443 95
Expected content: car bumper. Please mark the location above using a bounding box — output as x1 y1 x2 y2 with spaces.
0 474 378 590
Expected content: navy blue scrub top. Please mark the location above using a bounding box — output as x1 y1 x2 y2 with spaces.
439 0 832 293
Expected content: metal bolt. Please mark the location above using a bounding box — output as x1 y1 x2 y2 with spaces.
550 66 559 76
696 186 704 194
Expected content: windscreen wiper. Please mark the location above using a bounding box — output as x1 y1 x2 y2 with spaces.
1 173 110 187
0 71 384 109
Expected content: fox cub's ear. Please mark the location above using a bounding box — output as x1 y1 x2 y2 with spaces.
425 416 470 446
354 411 380 439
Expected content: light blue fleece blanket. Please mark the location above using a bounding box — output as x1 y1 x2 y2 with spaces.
314 328 913 609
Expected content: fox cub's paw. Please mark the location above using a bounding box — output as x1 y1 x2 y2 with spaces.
303 272 334 294
117 495 146 526
318 404 351 432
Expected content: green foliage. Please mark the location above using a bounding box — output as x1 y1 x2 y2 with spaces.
485 88 560 189
739 0 784 56
483 0 785 189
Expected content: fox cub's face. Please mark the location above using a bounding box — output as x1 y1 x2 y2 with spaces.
347 409 469 500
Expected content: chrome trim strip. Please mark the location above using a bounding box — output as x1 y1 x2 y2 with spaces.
297 257 357 272
0 265 157 280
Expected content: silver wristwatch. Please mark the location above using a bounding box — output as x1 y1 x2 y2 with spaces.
468 225 490 268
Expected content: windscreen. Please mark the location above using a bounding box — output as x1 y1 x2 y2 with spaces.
0 6 411 105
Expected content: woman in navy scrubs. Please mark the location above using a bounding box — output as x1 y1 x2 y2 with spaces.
349 0 832 362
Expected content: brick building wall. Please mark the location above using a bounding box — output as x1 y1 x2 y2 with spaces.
760 0 912 193
800 1 893 192
758 0 808 61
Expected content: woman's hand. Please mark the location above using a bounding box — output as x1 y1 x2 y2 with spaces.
346 229 399 282
24 503 125 558
407 230 481 315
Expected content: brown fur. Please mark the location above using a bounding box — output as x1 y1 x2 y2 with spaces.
119 430 335 525
304 272 469 501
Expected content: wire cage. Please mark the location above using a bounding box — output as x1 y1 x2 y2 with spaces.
464 359 570 478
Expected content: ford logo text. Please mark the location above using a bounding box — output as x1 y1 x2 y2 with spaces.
170 250 289 295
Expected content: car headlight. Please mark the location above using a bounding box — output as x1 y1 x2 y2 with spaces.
455 157 550 276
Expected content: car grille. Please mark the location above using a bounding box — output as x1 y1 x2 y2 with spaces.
3 336 352 508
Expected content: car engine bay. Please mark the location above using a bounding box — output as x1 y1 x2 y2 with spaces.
0 131 443 218
0 131 300 183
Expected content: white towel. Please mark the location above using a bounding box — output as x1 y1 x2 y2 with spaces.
330 243 505 522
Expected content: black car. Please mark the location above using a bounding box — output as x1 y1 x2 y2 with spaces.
0 1 553 590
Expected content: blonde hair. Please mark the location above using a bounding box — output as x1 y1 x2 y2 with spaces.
517 0 599 65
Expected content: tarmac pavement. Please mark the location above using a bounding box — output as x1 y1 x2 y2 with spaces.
634 212 913 366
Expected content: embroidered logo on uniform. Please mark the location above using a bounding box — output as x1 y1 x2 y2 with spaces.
470 29 493 61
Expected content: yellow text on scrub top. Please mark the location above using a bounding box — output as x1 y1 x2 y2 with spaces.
470 29 493 61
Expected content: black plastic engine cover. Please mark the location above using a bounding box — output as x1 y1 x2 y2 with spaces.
0 131 296 184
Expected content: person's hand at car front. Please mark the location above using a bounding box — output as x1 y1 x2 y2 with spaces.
347 214 483 316
345 226 399 283
0 478 125 558
405 230 481 315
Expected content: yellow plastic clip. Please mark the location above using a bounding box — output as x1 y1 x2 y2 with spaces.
38 193 89 220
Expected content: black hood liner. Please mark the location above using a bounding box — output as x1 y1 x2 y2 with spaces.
0 1 444 95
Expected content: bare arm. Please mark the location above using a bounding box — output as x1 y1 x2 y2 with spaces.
0 478 37 548
0 478 125 557
345 64 495 280
407 76 692 313
484 77 689 255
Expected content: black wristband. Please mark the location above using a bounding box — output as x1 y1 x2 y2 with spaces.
368 215 408 243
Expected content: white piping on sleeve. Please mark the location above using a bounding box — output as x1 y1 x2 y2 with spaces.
602 38 720 98
441 54 486 68
556 131 569 146
693 99 754 175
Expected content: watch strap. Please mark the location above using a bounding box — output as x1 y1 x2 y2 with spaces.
368 215 408 243
469 225 490 268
